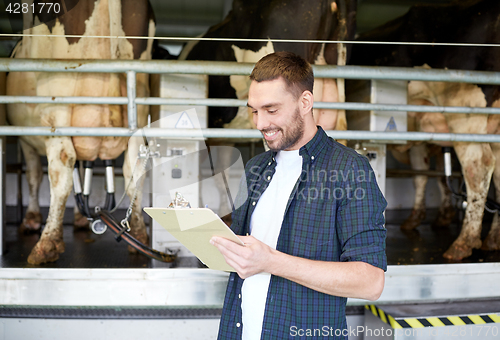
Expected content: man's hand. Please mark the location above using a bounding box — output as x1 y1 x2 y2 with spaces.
210 236 276 279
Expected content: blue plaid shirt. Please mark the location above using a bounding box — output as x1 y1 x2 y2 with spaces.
218 127 387 339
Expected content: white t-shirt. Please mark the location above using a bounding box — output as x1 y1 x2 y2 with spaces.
241 149 303 340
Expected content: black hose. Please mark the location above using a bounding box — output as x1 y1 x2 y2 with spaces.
98 210 177 263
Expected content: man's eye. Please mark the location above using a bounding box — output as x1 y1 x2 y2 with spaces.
268 110 277 114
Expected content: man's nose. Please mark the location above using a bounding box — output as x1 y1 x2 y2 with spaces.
254 112 270 130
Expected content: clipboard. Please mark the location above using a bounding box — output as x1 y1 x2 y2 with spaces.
144 207 244 272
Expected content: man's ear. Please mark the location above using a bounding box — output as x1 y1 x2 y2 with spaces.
300 90 314 115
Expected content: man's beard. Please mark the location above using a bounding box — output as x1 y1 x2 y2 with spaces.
263 107 304 152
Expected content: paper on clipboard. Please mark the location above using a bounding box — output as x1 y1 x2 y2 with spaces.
144 207 244 272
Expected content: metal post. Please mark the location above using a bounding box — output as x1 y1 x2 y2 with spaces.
17 141 22 225
0 135 5 254
0 69 5 255
127 70 137 130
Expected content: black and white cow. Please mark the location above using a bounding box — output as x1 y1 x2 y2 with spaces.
180 0 357 133
7 0 155 264
349 0 500 260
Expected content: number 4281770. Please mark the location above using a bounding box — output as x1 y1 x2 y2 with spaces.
6 2 61 14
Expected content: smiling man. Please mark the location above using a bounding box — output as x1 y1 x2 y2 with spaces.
211 51 387 340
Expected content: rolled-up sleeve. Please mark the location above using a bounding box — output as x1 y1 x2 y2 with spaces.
337 156 388 271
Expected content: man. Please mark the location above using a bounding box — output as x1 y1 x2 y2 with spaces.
211 51 387 340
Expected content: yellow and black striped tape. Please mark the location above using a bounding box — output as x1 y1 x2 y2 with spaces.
365 305 500 329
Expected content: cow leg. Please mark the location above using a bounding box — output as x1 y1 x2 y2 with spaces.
27 137 76 265
432 176 455 228
482 142 500 251
123 150 148 251
432 149 455 228
443 142 494 260
19 139 43 233
313 44 344 144
401 144 429 230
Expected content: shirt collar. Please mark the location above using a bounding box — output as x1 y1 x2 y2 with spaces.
299 126 327 164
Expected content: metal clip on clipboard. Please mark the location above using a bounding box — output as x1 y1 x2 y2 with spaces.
144 193 244 272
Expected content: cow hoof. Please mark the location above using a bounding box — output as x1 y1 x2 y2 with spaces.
27 238 65 265
443 239 480 261
431 207 456 228
127 230 149 254
20 211 43 233
481 233 500 251
73 212 90 230
400 209 425 231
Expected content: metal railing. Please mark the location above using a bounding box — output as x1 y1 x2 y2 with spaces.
1 58 500 143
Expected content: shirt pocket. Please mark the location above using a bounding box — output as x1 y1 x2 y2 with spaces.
288 202 338 260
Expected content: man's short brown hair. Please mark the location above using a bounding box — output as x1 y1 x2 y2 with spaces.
249 51 314 99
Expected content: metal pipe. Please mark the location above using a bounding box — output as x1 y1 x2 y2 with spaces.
313 65 500 85
104 160 116 211
314 101 500 115
2 126 500 143
0 58 254 76
73 167 82 194
83 161 93 196
137 97 246 107
16 141 22 226
323 130 500 143
138 97 500 115
127 70 137 130
3 95 500 115
105 167 115 193
444 149 453 177
1 58 500 85
0 96 128 105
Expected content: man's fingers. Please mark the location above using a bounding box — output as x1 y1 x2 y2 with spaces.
211 236 267 279
211 237 246 273
211 236 245 255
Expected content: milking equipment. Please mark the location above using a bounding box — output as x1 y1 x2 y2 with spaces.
72 154 177 262
71 73 210 264
442 146 500 214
